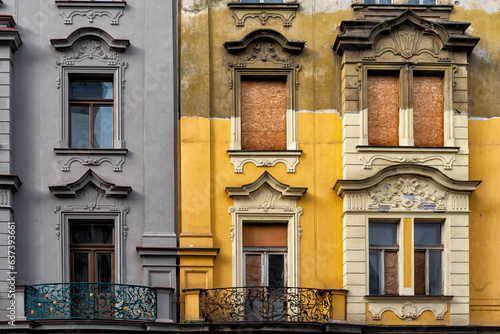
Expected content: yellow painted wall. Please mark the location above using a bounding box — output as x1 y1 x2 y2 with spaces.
179 0 500 325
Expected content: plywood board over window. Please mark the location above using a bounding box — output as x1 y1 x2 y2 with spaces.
413 74 444 147
367 75 399 146
240 80 287 150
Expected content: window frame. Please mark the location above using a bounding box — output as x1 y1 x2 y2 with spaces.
69 76 114 149
243 247 288 287
60 67 123 149
360 64 454 147
369 222 399 296
414 221 444 296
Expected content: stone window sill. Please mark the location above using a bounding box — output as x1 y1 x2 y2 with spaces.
227 150 301 173
54 148 128 172
228 2 299 27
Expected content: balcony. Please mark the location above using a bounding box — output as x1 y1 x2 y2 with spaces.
25 283 157 321
196 287 347 323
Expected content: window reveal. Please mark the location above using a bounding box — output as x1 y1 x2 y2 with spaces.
240 80 287 150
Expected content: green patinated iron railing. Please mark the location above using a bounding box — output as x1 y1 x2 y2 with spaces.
25 283 157 321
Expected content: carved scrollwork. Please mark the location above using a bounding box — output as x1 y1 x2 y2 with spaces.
59 8 124 25
58 155 125 172
369 301 447 322
360 154 456 170
367 177 448 211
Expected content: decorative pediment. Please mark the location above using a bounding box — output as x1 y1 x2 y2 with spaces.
333 9 479 57
51 27 130 52
334 165 480 213
224 29 305 55
226 171 306 200
49 169 131 199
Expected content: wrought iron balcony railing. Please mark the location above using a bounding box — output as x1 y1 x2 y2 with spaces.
200 286 345 323
25 282 157 321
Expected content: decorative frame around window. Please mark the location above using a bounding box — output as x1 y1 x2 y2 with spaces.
226 172 306 287
224 29 305 173
51 28 129 172
227 1 299 27
50 169 131 284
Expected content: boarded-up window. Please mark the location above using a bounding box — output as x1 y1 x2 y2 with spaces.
240 80 287 150
414 251 426 295
367 75 399 146
243 223 287 247
413 75 444 147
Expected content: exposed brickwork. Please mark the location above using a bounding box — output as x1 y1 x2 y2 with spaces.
367 75 399 146
413 75 444 147
241 80 287 150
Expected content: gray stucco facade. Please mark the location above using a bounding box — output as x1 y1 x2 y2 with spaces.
0 0 178 330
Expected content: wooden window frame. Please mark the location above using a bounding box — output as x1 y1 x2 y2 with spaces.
69 221 115 283
69 76 114 149
360 64 453 147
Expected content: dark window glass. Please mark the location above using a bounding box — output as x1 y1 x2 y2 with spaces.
369 223 397 245
73 253 89 282
93 106 113 148
71 80 113 99
71 223 114 245
429 250 442 295
268 254 285 287
414 223 441 245
97 253 112 283
71 106 90 148
369 250 381 295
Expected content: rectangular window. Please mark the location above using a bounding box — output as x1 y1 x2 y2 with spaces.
70 221 114 283
413 73 444 147
369 222 399 295
367 74 400 146
240 79 287 150
414 222 443 295
69 75 114 149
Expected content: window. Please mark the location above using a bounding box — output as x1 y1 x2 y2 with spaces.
69 75 114 149
365 68 447 147
369 222 399 295
414 222 443 295
240 78 287 150
70 221 114 283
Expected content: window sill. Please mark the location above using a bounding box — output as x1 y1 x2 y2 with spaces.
365 295 453 300
228 2 299 27
55 1 126 25
227 150 301 173
356 146 460 170
54 148 127 172
351 3 453 20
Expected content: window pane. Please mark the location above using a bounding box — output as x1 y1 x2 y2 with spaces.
429 250 442 295
369 223 397 245
240 80 287 150
73 253 89 282
364 0 376 3
71 106 90 148
379 0 392 3
245 254 262 286
408 0 419 4
422 0 436 4
384 251 398 295
268 254 285 287
369 250 381 295
71 80 113 99
94 106 113 148
414 223 441 245
97 253 113 283
72 223 114 245
414 251 426 295
367 75 399 146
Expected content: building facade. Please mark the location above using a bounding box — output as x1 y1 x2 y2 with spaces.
0 0 179 332
0 0 500 333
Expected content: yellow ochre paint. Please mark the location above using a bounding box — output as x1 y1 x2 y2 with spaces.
404 218 412 288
